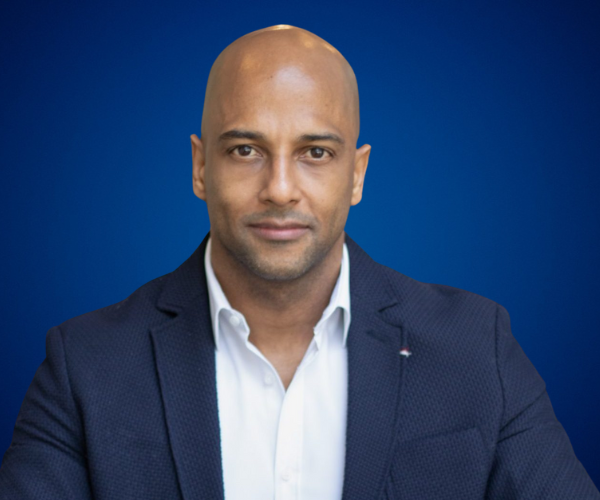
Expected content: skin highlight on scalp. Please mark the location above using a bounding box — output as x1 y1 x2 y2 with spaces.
200 25 361 144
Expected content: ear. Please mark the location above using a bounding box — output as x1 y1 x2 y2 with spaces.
191 134 207 201
350 143 371 206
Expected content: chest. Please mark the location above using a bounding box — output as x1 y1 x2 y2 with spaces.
215 330 349 500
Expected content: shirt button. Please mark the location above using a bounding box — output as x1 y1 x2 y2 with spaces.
228 315 241 327
281 471 291 482
263 374 274 386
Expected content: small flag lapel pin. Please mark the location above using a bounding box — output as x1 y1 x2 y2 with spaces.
399 346 412 358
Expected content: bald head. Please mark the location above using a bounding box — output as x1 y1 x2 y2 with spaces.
200 25 360 143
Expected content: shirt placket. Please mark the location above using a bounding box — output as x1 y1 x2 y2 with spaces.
229 308 325 500
274 339 320 500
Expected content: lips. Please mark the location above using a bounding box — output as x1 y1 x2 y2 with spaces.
250 222 308 229
248 221 310 241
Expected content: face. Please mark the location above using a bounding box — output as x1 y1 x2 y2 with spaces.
192 58 370 282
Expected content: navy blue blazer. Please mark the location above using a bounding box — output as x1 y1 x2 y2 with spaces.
1 232 598 499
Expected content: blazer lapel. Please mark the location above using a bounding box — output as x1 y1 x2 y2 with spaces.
150 232 224 500
342 235 408 500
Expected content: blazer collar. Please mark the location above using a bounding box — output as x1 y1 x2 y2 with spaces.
151 231 407 500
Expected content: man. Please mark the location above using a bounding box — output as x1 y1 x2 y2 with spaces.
0 24 598 500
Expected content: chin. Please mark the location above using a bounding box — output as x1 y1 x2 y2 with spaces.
249 259 309 282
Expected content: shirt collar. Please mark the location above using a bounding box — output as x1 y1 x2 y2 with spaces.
204 235 351 351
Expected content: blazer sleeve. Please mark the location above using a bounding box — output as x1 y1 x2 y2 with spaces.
0 326 93 499
485 304 600 499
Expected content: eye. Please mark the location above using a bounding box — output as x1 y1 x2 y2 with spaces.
305 147 332 160
231 145 259 158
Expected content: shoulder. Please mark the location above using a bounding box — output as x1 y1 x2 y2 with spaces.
377 263 501 344
381 263 499 312
44 272 181 397
55 272 172 348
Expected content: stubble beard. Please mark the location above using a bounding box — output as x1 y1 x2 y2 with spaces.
223 231 333 282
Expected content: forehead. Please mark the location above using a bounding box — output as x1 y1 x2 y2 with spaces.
205 55 356 142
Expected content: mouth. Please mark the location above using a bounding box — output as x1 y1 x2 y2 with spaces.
248 221 310 241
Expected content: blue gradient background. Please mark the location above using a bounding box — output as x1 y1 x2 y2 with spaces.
1 0 599 487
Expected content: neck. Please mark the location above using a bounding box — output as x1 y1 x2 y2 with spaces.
210 232 345 346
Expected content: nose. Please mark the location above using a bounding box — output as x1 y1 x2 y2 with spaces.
258 153 302 207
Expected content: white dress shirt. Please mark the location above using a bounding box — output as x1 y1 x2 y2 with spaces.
204 236 351 500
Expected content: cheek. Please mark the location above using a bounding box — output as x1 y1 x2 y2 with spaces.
310 175 353 227
205 168 257 222
204 169 232 224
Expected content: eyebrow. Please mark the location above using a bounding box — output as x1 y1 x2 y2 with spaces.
218 129 267 142
297 133 345 145
218 129 345 145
